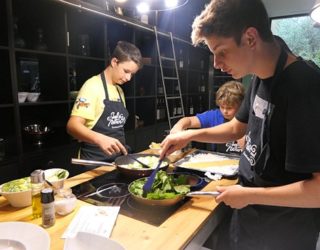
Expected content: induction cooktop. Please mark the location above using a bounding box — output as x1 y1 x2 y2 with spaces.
71 169 198 226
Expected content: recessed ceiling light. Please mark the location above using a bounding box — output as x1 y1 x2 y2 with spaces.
136 2 150 13
114 0 128 3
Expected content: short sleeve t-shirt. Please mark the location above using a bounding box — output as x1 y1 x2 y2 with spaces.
70 74 126 129
236 60 320 186
196 109 242 154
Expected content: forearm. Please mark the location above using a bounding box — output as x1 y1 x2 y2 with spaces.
67 118 104 145
187 119 246 144
171 117 199 133
248 174 320 208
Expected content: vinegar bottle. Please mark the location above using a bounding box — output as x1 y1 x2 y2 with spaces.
30 169 45 219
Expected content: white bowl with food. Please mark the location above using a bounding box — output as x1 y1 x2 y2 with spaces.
0 177 31 207
44 168 69 189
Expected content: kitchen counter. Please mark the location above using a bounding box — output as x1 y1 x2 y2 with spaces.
0 150 237 250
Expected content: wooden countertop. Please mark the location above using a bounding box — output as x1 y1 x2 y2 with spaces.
0 150 236 250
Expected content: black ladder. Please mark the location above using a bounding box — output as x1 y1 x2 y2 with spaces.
154 26 185 129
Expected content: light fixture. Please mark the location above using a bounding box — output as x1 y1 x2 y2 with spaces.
311 0 320 23
136 2 150 13
114 0 127 3
165 0 178 8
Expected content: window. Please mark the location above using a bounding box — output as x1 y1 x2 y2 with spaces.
271 15 320 67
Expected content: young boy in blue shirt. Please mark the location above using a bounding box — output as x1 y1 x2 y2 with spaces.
170 80 245 154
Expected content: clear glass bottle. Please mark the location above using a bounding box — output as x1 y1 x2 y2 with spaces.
30 169 45 219
41 188 55 228
54 188 77 216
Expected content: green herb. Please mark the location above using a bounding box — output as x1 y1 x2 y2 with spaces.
1 177 31 192
129 171 190 200
57 170 67 179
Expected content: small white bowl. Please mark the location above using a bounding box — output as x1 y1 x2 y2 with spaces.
0 177 31 207
44 168 69 189
27 92 40 102
18 92 29 103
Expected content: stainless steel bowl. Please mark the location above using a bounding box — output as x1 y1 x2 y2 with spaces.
24 124 52 145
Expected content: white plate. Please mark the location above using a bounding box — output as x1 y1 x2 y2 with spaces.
0 239 26 250
64 232 125 250
0 222 50 250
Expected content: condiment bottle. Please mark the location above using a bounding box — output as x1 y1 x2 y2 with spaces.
30 169 45 219
41 188 55 228
54 188 77 216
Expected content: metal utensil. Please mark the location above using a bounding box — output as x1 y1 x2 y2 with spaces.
81 184 118 198
142 159 163 196
186 191 220 197
71 158 114 167
126 154 150 168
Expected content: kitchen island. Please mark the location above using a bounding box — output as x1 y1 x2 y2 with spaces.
0 150 237 250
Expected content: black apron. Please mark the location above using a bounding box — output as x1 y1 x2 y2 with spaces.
80 72 129 162
239 47 287 186
227 48 319 250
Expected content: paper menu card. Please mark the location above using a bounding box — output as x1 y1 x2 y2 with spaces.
62 206 120 239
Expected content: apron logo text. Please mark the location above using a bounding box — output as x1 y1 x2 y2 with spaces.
243 131 258 166
107 112 126 128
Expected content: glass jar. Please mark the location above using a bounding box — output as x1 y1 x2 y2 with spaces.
54 188 77 215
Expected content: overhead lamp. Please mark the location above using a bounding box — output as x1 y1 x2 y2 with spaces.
165 0 178 8
311 0 320 23
136 2 150 14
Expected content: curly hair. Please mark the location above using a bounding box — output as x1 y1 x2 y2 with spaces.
216 80 245 107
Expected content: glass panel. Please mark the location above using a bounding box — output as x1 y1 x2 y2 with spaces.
271 15 320 67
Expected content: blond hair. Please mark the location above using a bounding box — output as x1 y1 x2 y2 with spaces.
215 81 245 107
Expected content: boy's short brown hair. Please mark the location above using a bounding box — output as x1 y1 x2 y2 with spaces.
111 41 143 69
191 0 273 46
215 80 245 107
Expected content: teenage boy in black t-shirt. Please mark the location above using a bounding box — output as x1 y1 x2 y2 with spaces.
160 0 320 249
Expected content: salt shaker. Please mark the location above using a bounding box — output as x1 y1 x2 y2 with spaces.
31 169 45 219
54 188 77 215
41 188 55 228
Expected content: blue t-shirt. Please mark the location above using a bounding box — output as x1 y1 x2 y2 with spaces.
196 109 242 154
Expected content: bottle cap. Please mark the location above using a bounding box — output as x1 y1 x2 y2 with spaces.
41 188 54 203
30 169 45 183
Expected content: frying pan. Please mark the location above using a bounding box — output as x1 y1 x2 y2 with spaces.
114 153 170 177
72 153 170 177
128 172 208 206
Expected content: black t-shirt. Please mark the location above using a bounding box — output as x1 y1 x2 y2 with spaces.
236 60 320 186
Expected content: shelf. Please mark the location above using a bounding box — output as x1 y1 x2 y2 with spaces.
1 0 211 173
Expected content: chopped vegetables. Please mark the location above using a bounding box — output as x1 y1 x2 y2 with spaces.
129 171 190 200
1 177 31 192
46 169 68 182
125 156 166 169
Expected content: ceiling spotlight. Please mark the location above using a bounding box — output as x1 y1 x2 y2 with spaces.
165 0 178 8
114 0 127 3
136 2 150 13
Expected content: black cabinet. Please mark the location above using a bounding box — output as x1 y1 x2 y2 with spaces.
0 0 210 179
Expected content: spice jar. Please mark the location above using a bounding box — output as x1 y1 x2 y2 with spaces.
31 169 45 219
54 188 77 216
41 188 55 228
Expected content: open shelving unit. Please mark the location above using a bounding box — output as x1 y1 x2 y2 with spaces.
0 0 211 182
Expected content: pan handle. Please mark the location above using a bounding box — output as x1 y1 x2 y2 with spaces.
186 191 220 197
71 158 114 167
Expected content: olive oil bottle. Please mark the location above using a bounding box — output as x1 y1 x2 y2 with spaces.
30 169 45 219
